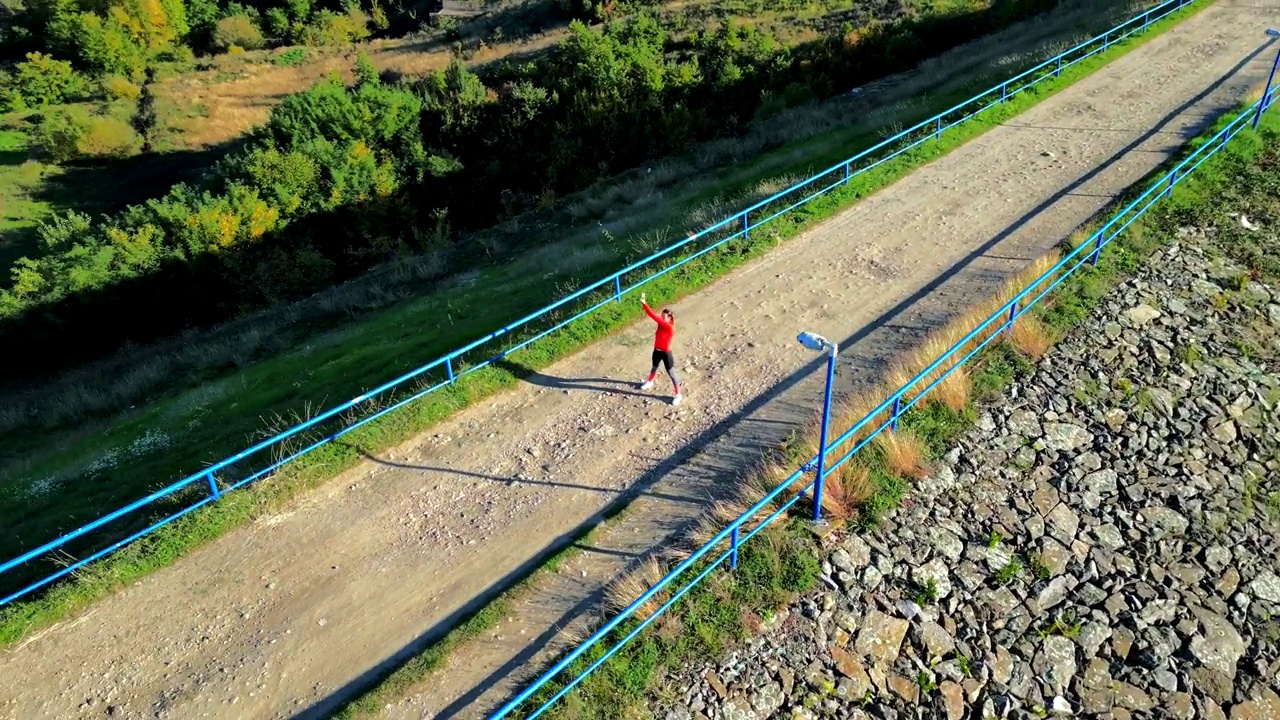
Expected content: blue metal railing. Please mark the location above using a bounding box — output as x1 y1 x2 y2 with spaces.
0 0 1197 606
490 64 1275 720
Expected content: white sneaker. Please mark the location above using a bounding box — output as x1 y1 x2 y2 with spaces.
639 380 655 391
671 394 683 406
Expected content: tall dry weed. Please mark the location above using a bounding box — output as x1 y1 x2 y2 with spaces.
604 556 670 622
819 461 875 519
1008 313 1054 361
874 428 931 481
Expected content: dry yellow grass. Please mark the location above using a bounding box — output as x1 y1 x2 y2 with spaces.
604 556 670 621
818 461 875 520
873 428 931 481
930 362 971 413
1008 313 1055 360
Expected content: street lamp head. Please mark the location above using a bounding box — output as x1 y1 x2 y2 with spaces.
797 331 832 353
1267 28 1280 38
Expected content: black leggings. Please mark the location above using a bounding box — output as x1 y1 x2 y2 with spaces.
650 349 682 388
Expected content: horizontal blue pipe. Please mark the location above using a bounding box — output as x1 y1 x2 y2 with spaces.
494 89 1261 720
0 0 1199 605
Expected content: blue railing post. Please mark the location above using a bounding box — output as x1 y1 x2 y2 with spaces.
1001 83 1007 104
1056 56 1062 77
1090 232 1105 265
936 117 942 139
205 471 220 500
1103 31 1110 51
742 211 750 240
1254 41 1280 130
614 276 622 303
1166 169 1178 196
890 395 902 431
844 162 851 183
812 346 837 522
446 358 455 382
1006 301 1020 337
730 526 740 570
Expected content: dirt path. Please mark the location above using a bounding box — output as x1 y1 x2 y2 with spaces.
1 3 1275 719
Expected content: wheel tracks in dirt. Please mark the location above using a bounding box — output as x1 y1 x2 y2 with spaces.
2 3 1277 719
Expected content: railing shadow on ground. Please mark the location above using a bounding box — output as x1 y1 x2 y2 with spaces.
490 359 654 399
294 44 1266 715
490 76 1279 720
0 0 1202 612
352 449 706 505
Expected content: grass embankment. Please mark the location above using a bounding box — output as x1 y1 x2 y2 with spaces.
493 95 1280 720
0 0 1201 650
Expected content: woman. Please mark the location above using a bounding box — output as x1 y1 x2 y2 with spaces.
638 292 683 406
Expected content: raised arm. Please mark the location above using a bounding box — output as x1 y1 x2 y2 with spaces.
640 294 670 328
642 301 664 324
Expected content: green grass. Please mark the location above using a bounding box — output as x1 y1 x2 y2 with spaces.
0 0 1210 652
0 126 52 269
994 559 1023 585
0 116 223 285
524 519 823 720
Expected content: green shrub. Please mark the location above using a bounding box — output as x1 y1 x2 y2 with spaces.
78 114 143 158
101 74 141 101
273 47 307 66
32 106 91 163
214 14 266 51
2 52 89 109
33 106 142 162
296 6 370 46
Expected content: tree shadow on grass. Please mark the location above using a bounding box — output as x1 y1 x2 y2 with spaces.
30 141 244 221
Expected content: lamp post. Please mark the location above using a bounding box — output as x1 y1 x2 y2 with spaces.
1254 28 1280 129
797 331 838 522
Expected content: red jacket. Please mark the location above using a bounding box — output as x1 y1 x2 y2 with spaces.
643 302 674 351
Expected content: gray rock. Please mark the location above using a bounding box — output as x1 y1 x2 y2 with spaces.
1032 576 1075 613
1033 635 1077 695
1190 608 1247 679
842 535 872 570
1126 303 1162 325
913 559 953 600
917 620 956 661
1007 408 1043 438
853 610 909 666
1249 570 1280 603
1209 418 1238 444
721 699 760 720
983 587 1021 616
1081 468 1118 495
930 528 964 563
938 681 965 720
1075 621 1111 659
1078 657 1113 713
1043 423 1092 452
1114 682 1155 711
1045 503 1081 544
1140 505 1189 538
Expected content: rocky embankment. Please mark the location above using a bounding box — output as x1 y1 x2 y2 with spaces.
661 237 1280 720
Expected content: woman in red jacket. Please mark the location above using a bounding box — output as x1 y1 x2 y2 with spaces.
638 292 683 406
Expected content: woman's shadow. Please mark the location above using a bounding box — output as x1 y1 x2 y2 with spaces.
492 359 652 399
